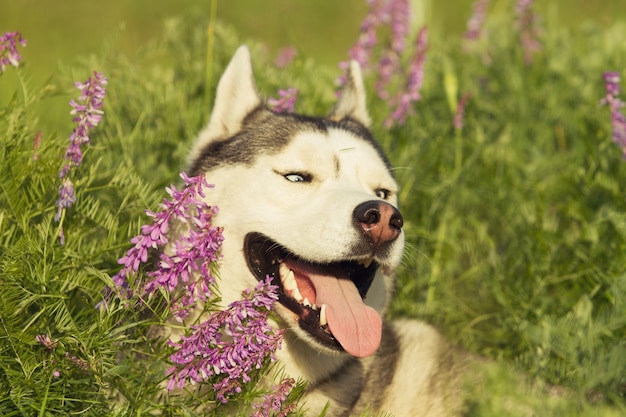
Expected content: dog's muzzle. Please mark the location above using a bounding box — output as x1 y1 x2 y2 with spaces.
243 200 403 358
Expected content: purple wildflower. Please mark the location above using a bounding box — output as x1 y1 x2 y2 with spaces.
453 93 472 130
54 71 107 224
406 27 428 101
67 71 108 149
374 0 410 100
604 72 622 97
65 352 89 371
387 0 410 54
0 31 26 73
54 178 77 222
515 0 541 64
337 0 388 86
166 277 284 403
36 334 59 351
464 0 489 43
601 71 626 158
274 46 297 68
268 88 298 113
385 26 428 127
111 175 284 402
112 173 222 319
349 0 387 69
339 1 430 126
375 52 396 100
252 377 297 417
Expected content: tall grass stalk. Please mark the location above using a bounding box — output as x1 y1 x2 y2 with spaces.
206 0 218 107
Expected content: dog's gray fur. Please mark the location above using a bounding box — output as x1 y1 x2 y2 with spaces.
179 46 466 417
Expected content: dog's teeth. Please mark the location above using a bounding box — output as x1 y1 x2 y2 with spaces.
319 304 328 326
312 303 318 310
292 286 304 302
303 298 311 307
284 272 298 292
280 265 298 292
278 262 290 280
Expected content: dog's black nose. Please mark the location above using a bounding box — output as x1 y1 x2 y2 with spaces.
353 200 403 245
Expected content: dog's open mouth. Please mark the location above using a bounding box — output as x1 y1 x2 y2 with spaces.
244 232 383 358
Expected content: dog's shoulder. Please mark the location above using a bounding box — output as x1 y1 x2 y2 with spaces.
360 320 467 417
305 319 468 417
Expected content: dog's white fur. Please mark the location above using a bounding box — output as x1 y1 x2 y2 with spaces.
178 46 465 417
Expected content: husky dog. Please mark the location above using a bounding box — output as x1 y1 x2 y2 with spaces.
182 46 465 417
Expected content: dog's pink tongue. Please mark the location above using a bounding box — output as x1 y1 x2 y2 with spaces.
307 273 382 358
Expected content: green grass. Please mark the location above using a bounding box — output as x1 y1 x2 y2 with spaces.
1 2 626 416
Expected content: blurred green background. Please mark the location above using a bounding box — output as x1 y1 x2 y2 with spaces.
3 0 626 83
3 0 625 134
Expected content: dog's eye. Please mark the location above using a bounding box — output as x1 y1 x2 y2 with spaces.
375 188 391 199
284 173 312 183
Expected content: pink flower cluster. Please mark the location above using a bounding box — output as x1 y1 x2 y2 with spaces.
0 31 26 73
166 277 283 403
453 93 472 130
274 46 298 68
339 0 429 127
515 0 541 64
252 377 297 417
55 71 108 223
464 0 490 44
602 72 626 158
373 0 410 100
385 26 428 127
341 0 390 72
112 173 223 320
35 334 88 377
268 88 298 113
111 174 288 407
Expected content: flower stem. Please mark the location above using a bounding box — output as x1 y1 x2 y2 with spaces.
426 210 448 311
454 128 463 172
38 372 52 417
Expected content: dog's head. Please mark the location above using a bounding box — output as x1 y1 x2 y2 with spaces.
186 46 404 358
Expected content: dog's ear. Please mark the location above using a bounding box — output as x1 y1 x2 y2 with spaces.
329 61 371 127
190 46 262 160
206 45 262 135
